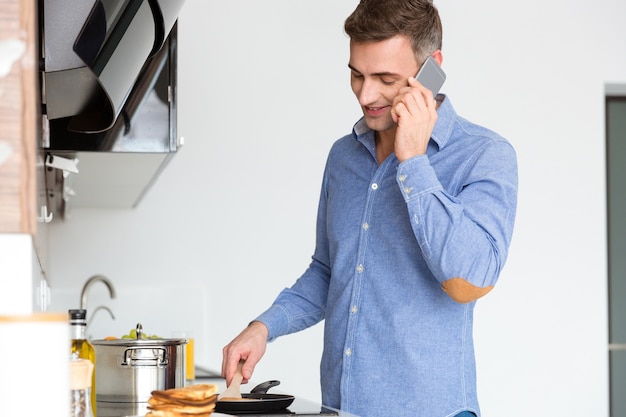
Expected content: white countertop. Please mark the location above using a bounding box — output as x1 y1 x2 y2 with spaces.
96 370 359 417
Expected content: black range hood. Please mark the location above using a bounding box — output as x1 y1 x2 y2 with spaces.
42 0 185 133
39 0 186 218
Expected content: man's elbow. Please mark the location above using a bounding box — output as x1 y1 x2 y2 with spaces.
441 277 494 303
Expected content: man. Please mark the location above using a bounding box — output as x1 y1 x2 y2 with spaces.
222 1 518 416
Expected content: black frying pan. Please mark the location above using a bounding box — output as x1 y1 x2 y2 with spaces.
215 380 295 414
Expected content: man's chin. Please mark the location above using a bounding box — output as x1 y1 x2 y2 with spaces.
363 116 396 133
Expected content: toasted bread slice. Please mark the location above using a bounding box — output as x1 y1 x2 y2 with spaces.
146 410 213 417
147 402 215 413
151 383 219 401
149 393 217 407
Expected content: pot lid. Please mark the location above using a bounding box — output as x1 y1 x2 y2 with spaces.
91 323 187 346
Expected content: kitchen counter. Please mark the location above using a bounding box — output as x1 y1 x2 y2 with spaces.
96 366 359 417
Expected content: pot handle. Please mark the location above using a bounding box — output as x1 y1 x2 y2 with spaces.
250 380 281 394
121 347 168 367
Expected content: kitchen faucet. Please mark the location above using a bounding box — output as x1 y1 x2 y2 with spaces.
80 274 117 312
86 305 116 339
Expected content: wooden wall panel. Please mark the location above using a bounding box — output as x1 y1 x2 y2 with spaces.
0 0 38 234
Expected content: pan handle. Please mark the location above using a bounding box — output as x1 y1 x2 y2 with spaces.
250 380 281 394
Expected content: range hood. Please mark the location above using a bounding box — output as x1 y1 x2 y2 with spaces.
39 0 185 219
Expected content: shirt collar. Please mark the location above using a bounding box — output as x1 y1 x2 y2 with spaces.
352 95 456 152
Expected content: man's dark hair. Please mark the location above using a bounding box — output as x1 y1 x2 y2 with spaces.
344 0 443 61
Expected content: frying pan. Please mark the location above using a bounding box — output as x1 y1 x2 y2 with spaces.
215 380 295 414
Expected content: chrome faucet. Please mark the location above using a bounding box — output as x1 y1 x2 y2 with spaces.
80 275 117 339
80 274 117 311
88 305 116 328
87 305 116 339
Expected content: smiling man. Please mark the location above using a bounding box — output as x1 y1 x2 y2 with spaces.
222 1 518 416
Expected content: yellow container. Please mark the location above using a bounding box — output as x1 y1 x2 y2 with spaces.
172 331 194 381
185 337 195 381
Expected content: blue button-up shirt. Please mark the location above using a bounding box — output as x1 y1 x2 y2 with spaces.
256 96 518 417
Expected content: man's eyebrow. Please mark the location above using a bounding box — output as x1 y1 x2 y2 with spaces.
347 64 402 77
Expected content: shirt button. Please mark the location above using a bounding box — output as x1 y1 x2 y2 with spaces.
404 187 412 194
362 222 369 231
399 174 407 182
371 183 378 190
345 348 352 356
356 264 364 273
351 305 358 314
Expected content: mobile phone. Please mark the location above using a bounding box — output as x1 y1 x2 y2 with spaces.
415 56 446 96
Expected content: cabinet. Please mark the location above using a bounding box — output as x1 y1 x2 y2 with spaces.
0 0 46 314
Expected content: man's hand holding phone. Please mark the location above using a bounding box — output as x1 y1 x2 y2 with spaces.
391 77 439 161
391 56 445 162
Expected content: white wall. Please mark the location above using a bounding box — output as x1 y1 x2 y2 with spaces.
45 0 626 415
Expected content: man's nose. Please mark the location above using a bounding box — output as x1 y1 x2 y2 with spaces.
357 78 378 105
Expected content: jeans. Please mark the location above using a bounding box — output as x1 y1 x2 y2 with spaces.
455 412 476 417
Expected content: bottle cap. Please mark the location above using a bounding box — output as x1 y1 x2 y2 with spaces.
69 309 87 325
69 309 86 320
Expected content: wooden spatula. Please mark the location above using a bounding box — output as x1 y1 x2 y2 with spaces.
218 360 244 400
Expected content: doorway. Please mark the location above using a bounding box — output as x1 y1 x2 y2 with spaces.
607 93 626 417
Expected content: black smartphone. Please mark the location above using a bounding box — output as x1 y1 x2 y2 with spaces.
415 56 446 96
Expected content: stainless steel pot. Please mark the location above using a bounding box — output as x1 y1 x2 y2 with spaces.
92 325 186 403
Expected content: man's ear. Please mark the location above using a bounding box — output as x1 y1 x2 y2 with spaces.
431 49 443 66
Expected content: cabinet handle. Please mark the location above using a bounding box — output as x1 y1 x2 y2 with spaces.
37 205 53 223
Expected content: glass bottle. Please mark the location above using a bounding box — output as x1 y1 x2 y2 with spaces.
69 309 97 416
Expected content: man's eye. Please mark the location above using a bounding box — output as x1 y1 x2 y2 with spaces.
381 78 395 85
351 73 363 79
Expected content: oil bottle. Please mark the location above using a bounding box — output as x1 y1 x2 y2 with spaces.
69 309 96 416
